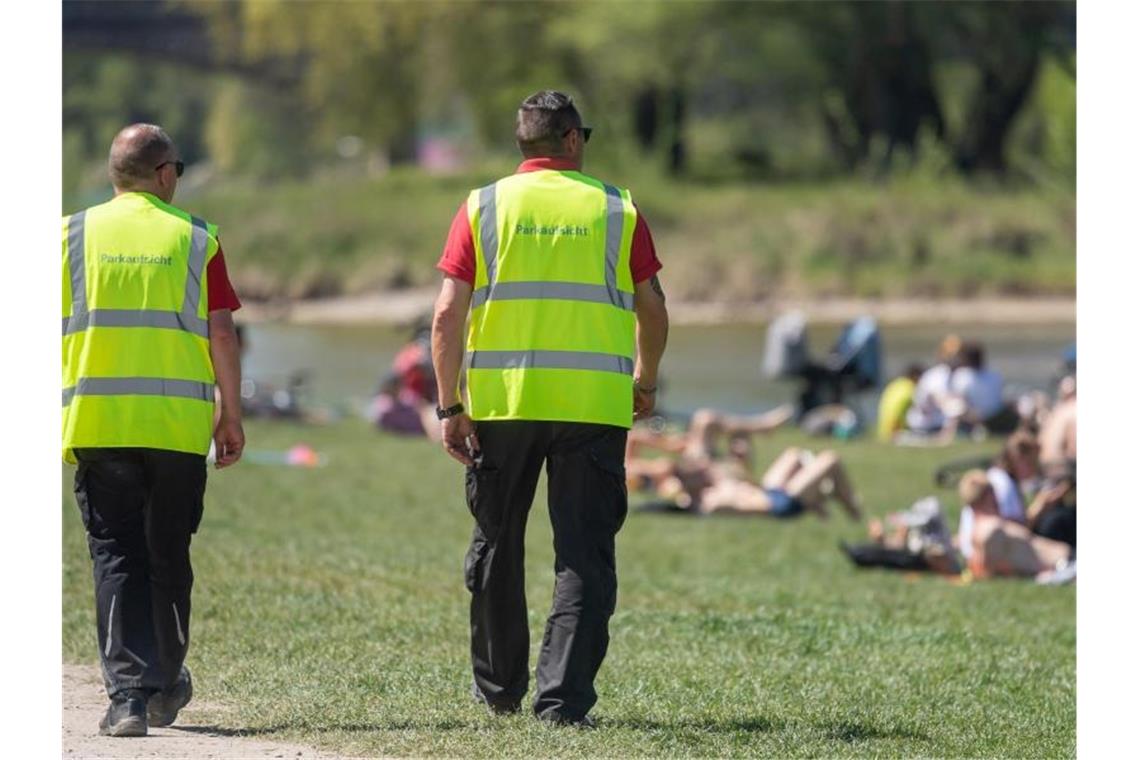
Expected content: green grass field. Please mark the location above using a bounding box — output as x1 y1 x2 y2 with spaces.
62 420 1075 757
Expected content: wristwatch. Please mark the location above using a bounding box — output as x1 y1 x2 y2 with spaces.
436 402 465 420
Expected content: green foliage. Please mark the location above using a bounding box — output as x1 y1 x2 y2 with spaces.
63 2 1076 206
182 167 1075 303
63 422 1075 757
62 52 214 203
204 79 313 179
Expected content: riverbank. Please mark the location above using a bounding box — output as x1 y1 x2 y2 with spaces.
238 291 1075 326
174 169 1075 305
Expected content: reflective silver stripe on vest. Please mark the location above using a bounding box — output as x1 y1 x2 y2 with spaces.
602 184 626 308
62 377 215 407
471 281 633 311
63 214 211 338
467 349 633 375
478 183 498 291
182 216 209 324
67 211 87 317
62 310 209 338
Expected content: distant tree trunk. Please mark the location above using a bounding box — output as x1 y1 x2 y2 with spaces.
632 86 659 152
668 87 686 175
955 53 1040 174
819 2 944 169
949 1 1072 175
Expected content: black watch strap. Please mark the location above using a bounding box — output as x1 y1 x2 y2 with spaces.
436 402 465 420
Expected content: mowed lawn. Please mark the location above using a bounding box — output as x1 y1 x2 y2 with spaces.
62 420 1075 758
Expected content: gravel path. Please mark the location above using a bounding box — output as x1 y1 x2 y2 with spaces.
63 664 344 759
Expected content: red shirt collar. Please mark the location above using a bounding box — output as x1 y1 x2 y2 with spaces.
516 157 580 173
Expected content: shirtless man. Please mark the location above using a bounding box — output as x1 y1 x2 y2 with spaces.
1039 375 1076 469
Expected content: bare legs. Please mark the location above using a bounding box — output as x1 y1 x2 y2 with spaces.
759 448 863 520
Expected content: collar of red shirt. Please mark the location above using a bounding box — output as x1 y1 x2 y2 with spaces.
516 157 580 173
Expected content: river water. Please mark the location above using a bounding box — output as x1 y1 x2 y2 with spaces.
241 321 1075 418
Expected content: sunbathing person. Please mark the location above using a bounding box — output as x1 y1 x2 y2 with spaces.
841 496 962 574
627 406 861 519
956 470 1073 581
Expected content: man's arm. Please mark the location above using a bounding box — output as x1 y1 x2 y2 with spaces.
633 274 669 420
431 276 479 465
208 309 244 468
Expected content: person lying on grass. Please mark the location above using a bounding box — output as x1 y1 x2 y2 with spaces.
841 497 962 575
626 406 861 519
956 470 1073 581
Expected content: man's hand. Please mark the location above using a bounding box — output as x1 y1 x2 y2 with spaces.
634 383 657 420
214 415 245 468
441 412 481 466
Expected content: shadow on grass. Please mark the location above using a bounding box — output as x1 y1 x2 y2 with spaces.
180 716 928 744
178 719 473 737
598 716 928 743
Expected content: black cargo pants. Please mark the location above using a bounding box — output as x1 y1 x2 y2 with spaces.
73 447 206 697
464 420 628 721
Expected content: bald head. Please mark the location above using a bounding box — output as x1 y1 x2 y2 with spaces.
108 124 176 193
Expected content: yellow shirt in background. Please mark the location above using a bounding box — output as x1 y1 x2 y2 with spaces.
877 377 916 442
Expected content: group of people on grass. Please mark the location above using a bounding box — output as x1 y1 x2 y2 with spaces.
877 334 1022 444
368 323 1076 585
619 339 1077 585
845 418 1076 583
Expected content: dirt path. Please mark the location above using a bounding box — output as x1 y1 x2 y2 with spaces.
63 664 346 759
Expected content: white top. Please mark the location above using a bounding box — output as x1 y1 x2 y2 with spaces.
957 506 975 560
951 367 1005 419
906 364 952 432
986 466 1026 523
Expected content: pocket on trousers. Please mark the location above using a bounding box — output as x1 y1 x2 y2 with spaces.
465 465 502 542
73 463 93 531
189 459 208 535
587 443 629 533
464 537 489 594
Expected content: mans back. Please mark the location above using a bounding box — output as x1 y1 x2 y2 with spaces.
430 91 668 726
63 191 219 460
465 167 637 427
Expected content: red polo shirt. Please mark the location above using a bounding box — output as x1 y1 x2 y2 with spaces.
206 247 242 312
436 158 662 285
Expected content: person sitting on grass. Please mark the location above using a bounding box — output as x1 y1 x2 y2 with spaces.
904 334 962 437
956 470 1074 582
956 432 1075 557
1039 374 1076 471
627 406 861 519
945 341 1018 436
876 363 925 442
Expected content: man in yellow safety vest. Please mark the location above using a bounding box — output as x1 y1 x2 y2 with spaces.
431 90 669 726
63 124 245 737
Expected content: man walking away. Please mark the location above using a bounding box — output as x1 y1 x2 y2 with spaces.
431 90 669 726
63 124 245 736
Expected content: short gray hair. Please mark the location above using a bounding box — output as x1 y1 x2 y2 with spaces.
108 124 176 189
515 90 582 158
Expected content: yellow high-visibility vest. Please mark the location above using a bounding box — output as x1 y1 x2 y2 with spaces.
62 192 219 462
464 169 637 428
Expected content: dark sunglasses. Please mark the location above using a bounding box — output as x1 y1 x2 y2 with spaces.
156 160 185 178
564 126 592 144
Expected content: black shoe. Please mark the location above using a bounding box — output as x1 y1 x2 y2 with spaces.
538 711 597 729
471 683 520 715
99 690 148 737
148 667 193 727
